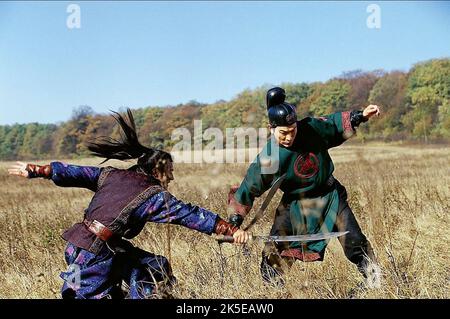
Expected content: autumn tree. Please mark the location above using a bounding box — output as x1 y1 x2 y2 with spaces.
402 59 450 142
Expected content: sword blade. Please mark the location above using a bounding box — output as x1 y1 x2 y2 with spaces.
243 173 287 231
254 231 349 242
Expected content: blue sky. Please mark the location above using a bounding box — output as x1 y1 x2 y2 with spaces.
0 1 449 125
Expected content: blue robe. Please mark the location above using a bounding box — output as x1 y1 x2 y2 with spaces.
50 162 218 299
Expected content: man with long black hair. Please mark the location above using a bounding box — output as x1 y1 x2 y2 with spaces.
8 109 250 299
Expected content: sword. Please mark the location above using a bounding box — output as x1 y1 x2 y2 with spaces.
243 173 287 231
253 231 349 242
217 231 349 244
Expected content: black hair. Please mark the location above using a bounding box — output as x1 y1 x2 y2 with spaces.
86 108 172 177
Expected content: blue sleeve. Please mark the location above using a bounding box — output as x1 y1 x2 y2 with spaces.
134 192 219 235
50 162 101 192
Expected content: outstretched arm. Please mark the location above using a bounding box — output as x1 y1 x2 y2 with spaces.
136 191 250 243
309 105 381 148
8 161 101 192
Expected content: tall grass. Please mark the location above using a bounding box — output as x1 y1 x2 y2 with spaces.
0 144 448 298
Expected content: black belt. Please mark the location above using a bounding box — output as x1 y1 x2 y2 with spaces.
285 175 337 201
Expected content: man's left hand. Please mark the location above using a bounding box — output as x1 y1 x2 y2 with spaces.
363 105 381 119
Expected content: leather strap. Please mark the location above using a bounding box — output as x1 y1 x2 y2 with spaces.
26 164 52 179
83 219 114 241
214 218 239 236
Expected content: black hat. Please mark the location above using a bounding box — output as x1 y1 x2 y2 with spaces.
266 87 297 127
267 87 286 109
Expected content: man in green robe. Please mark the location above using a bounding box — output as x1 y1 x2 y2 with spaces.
228 87 381 287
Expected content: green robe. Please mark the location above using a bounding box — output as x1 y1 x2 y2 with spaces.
235 111 355 253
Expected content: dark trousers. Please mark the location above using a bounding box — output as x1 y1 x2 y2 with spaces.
261 180 375 282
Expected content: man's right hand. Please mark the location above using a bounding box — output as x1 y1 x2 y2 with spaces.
233 229 251 244
8 161 29 178
8 162 52 179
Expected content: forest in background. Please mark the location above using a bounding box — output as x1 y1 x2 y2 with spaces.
1 58 449 160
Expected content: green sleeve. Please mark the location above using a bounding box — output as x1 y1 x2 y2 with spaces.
234 155 273 210
308 111 355 148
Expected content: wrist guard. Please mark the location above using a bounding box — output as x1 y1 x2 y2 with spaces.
350 110 368 129
26 164 52 179
214 218 239 236
228 214 244 228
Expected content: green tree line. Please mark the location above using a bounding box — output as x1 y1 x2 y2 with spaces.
1 58 449 160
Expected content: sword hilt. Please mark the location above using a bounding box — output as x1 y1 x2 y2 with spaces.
216 235 234 244
216 235 256 244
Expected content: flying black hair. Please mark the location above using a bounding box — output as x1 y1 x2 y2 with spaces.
86 108 172 176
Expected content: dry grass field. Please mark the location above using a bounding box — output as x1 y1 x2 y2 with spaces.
0 144 449 299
